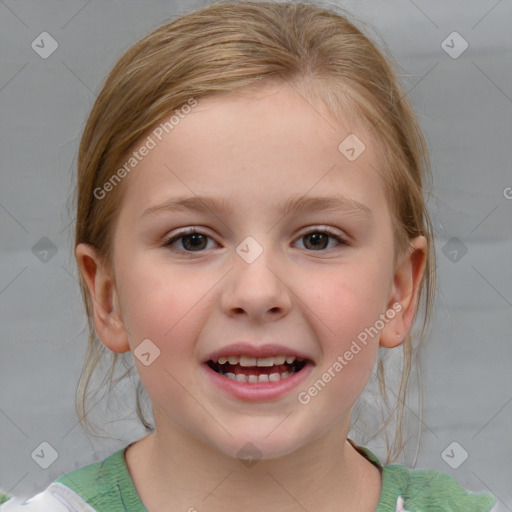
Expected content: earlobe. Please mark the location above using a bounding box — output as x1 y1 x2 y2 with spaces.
75 243 130 353
379 236 427 348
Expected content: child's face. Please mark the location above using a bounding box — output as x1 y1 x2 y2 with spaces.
80 81 422 460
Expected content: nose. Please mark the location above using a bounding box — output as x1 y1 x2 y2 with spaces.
221 242 292 322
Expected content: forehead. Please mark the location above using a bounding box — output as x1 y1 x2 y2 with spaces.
114 81 388 223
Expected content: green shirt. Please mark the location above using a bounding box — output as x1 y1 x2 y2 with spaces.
0 440 497 511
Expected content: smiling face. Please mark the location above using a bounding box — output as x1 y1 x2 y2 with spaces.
76 80 425 461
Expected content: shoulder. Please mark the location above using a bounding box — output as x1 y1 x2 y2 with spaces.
0 446 144 512
348 441 497 512
381 463 497 512
0 483 96 511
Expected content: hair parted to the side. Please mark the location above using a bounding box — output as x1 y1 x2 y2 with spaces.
74 0 436 465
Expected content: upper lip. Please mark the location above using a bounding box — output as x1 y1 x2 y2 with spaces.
203 342 314 364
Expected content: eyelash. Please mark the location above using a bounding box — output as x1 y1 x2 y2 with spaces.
162 227 348 254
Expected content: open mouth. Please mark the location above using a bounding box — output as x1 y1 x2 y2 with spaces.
207 355 309 384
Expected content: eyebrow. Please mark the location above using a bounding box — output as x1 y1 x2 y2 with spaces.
141 194 372 219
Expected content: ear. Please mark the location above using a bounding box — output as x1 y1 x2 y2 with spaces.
379 235 428 348
75 243 130 353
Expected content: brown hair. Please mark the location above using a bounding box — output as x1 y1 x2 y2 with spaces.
74 0 435 464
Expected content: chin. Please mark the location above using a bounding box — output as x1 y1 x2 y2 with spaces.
207 423 314 463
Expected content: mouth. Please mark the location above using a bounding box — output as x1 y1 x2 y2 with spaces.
206 355 309 384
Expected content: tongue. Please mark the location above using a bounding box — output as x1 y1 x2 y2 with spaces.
222 363 291 375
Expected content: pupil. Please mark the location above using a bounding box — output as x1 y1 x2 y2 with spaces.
306 233 327 250
184 233 206 251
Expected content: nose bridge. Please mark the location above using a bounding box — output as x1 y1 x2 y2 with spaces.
223 234 291 317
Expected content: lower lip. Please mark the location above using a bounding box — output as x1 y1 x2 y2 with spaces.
201 362 314 402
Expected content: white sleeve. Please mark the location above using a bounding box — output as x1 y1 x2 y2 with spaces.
0 483 97 512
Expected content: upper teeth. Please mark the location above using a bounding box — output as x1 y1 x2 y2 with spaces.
216 355 297 366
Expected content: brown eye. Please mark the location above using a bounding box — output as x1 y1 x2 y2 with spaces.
295 228 347 251
303 232 330 250
164 229 216 252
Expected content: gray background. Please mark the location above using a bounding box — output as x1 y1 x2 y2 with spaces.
1 0 511 509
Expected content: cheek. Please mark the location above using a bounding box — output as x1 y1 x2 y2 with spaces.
117 264 212 406
299 257 390 370
116 257 212 355
116 260 238 410
297 272 384 415
307 261 390 329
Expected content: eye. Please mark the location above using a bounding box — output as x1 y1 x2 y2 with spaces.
294 227 348 251
163 226 349 254
163 228 217 253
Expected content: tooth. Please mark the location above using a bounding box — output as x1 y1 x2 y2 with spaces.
239 356 257 367
280 371 290 379
227 356 239 365
235 373 247 383
258 374 270 383
225 372 236 380
285 356 296 364
218 356 228 364
273 355 286 365
256 357 275 367
268 373 281 382
248 374 259 383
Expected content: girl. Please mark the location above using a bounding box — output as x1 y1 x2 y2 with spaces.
0 1 497 510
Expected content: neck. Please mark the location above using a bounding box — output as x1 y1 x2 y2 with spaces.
125 412 382 512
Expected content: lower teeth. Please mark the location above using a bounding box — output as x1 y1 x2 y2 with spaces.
221 370 294 383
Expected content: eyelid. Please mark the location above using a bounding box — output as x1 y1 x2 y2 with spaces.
162 227 218 254
163 226 215 244
296 226 349 247
299 225 348 240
